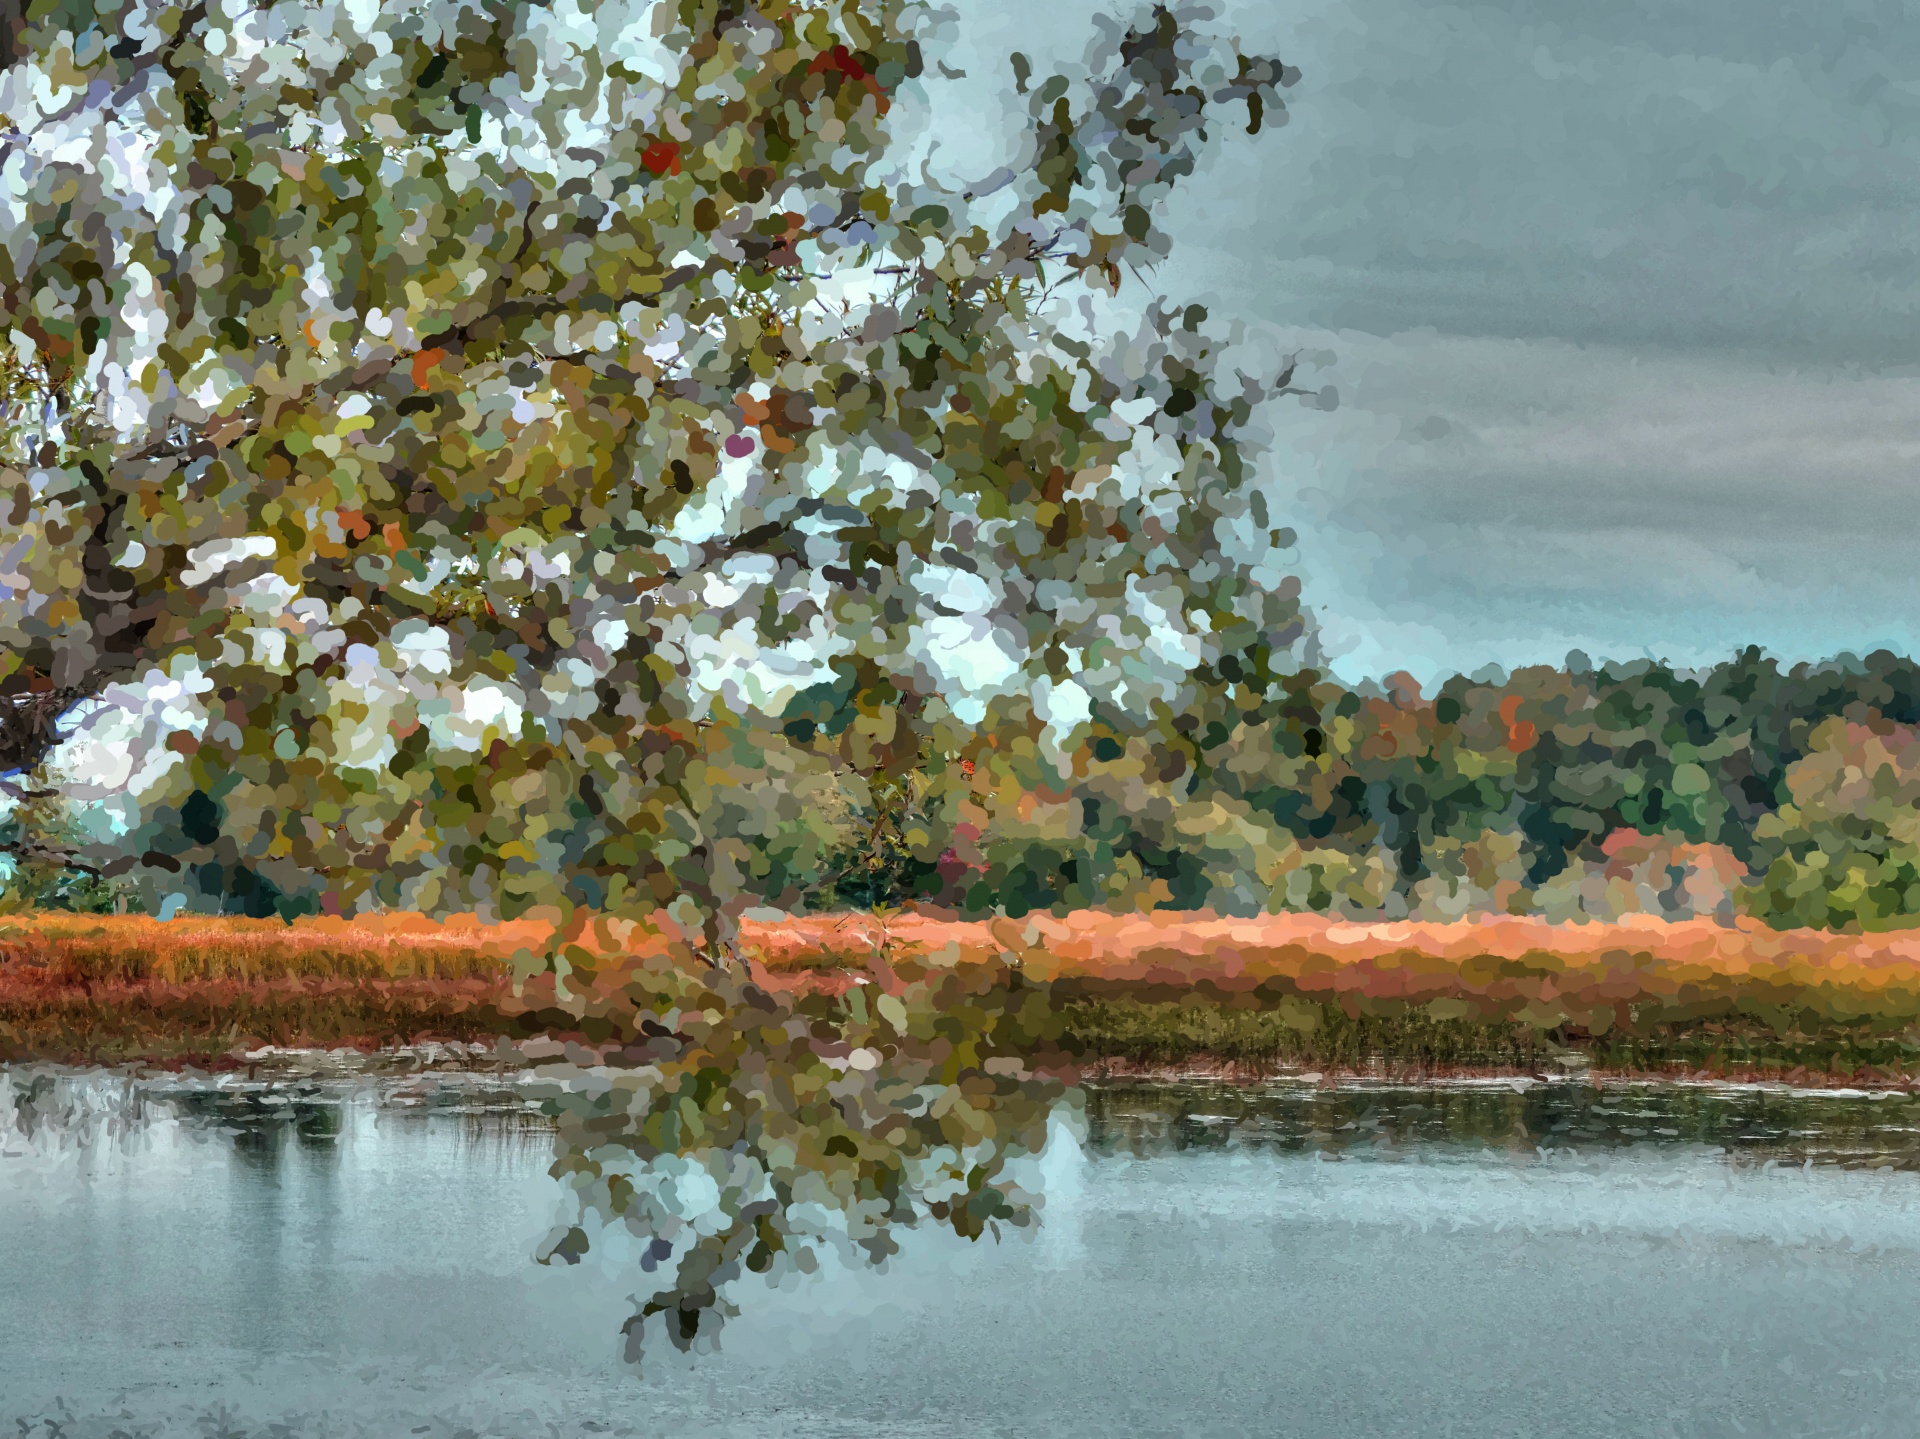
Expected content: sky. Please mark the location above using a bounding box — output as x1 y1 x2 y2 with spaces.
951 0 1920 687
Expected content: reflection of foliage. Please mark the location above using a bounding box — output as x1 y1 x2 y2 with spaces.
530 949 1066 1365
1083 1080 1920 1170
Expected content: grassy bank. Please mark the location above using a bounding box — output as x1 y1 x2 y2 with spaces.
1061 997 1920 1085
9 910 1920 1081
0 911 545 984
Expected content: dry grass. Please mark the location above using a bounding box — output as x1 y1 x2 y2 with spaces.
0 913 542 1065
748 910 1920 1082
755 910 1920 1031
0 911 548 984
0 976 522 1067
11 908 1920 1075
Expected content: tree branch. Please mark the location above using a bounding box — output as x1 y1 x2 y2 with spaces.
0 687 80 779
0 839 103 879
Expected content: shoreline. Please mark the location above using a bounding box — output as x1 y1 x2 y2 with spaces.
1075 1057 1920 1093
8 1032 1920 1095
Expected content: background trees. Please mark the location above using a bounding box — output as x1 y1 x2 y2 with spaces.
866 649 1920 932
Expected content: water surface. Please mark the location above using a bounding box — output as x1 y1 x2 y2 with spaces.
7 1064 1920 1438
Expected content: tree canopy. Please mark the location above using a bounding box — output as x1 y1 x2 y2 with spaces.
0 0 1312 948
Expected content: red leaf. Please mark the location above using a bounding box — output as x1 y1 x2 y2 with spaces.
807 45 869 83
641 141 681 176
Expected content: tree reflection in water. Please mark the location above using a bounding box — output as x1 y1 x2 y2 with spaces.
526 950 1072 1368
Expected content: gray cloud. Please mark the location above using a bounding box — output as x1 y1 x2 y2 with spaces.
1264 333 1920 682
1163 0 1920 680
1182 0 1920 359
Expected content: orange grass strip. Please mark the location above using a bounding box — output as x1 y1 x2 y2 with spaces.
737 911 1920 1033
9 911 1920 1050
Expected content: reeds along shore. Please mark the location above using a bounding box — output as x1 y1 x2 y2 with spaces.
10 910 1920 1077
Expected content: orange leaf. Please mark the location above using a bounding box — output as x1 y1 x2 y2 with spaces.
411 347 447 390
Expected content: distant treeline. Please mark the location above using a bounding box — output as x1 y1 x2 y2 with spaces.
803 648 1920 932
21 648 1920 933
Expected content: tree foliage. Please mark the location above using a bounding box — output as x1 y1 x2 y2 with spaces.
0 0 1309 950
1748 715 1920 930
899 648 1920 932
0 788 124 912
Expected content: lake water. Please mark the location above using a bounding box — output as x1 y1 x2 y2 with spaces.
8 1061 1920 1437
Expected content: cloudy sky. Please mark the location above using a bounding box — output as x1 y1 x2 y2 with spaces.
956 0 1920 686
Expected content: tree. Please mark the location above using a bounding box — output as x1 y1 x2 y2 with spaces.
1747 716 1920 930
0 0 1311 954
0 787 125 911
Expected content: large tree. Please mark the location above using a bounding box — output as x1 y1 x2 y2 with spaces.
0 0 1312 950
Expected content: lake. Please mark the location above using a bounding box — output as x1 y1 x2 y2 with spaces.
7 1059 1920 1437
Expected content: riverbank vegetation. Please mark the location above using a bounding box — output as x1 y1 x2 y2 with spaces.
766 649 1920 934
10 909 1920 1083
